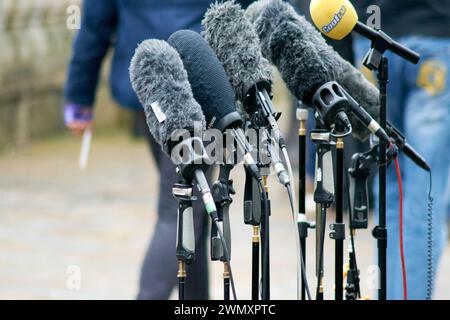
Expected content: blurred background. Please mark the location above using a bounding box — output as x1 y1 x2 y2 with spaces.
0 0 449 300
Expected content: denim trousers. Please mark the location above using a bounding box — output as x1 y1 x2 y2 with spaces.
354 36 450 299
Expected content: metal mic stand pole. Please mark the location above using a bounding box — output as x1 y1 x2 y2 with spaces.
311 129 335 300
363 45 390 300
332 136 345 300
376 57 388 301
255 125 272 301
173 181 196 301
296 104 314 300
243 167 262 300
211 164 235 301
242 121 262 300
261 171 271 300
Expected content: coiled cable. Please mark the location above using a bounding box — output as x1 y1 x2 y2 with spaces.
426 171 434 300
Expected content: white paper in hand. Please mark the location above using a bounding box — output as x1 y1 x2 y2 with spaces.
79 129 92 171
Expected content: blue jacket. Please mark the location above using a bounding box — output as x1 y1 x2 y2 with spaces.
64 0 254 110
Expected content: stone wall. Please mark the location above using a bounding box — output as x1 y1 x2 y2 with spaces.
0 0 129 152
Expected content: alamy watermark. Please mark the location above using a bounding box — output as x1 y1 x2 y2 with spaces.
66 5 81 30
169 121 278 167
66 265 81 290
366 5 381 29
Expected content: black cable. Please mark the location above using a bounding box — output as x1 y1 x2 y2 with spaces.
287 183 312 300
426 170 434 300
213 219 238 300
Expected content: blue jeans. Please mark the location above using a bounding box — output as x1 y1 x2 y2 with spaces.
354 36 450 299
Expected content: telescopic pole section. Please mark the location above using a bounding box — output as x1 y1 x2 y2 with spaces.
298 115 308 300
316 205 327 301
261 175 270 300
376 57 389 301
252 225 260 300
178 260 186 300
223 262 230 300
334 138 345 300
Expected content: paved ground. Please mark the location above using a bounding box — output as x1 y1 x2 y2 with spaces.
0 133 448 300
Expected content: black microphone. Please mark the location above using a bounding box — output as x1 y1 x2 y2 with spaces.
129 39 218 218
386 122 430 172
167 29 262 181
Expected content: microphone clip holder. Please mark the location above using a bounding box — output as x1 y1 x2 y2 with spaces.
348 147 377 230
359 25 420 68
348 138 399 231
244 81 285 149
211 164 235 262
311 82 352 138
173 181 197 265
311 129 335 206
363 30 394 70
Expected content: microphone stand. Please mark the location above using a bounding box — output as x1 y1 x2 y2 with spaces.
260 166 271 301
243 166 262 300
243 120 272 300
296 104 314 300
211 164 235 301
173 181 196 301
332 135 345 300
360 25 421 299
242 124 262 300
311 129 335 300
258 131 272 301
363 43 390 301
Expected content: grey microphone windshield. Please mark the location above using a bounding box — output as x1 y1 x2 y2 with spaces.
168 29 242 132
260 16 340 104
129 39 204 153
202 0 273 103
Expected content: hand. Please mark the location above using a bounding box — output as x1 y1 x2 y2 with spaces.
64 102 94 135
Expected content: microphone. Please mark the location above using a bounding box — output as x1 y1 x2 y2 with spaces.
248 0 428 168
129 39 217 218
249 3 353 134
386 122 430 172
309 0 420 64
167 29 262 181
202 1 285 144
249 1 393 143
246 0 380 141
202 1 290 186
